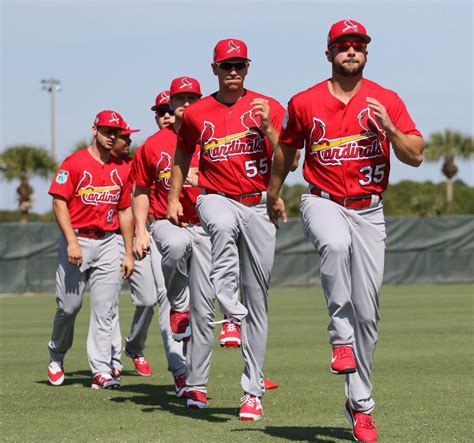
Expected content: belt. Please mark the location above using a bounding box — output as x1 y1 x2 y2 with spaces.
309 187 382 209
148 214 199 226
76 229 108 239
204 189 266 206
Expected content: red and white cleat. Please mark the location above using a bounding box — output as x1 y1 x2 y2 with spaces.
344 401 377 442
331 345 357 374
218 319 241 348
125 350 152 377
239 393 263 421
48 361 65 386
186 390 208 409
174 373 187 398
170 309 191 342
91 373 121 390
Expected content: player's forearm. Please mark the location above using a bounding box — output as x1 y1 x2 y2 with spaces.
263 124 280 150
132 188 150 236
118 207 134 256
52 198 78 244
387 129 424 167
268 144 298 198
168 147 192 203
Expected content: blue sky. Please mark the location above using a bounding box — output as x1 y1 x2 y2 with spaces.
1 0 473 213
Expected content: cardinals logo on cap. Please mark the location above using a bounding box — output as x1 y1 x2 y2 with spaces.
342 19 358 32
159 91 170 103
180 78 193 89
227 40 241 54
109 113 120 125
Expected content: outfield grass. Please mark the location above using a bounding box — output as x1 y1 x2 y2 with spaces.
0 285 472 442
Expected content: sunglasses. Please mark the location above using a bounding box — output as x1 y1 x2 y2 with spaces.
330 41 367 52
97 126 121 137
216 61 248 71
156 107 174 117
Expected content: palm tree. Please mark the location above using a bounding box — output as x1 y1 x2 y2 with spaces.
0 145 57 223
424 130 473 203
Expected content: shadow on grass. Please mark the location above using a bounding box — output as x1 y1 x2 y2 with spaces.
234 425 353 442
112 382 235 423
37 370 234 422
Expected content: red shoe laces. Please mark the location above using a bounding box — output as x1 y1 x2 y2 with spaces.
356 412 375 429
336 347 352 358
225 322 237 332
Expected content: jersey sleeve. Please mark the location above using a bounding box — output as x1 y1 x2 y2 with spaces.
117 177 132 209
270 101 286 134
133 144 155 188
177 113 200 154
48 156 76 200
389 94 422 137
278 98 305 149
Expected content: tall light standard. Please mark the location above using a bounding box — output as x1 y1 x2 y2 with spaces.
41 77 61 161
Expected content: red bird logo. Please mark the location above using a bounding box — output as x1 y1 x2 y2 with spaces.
357 107 386 143
309 117 329 148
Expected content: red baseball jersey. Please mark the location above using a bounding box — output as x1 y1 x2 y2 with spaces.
177 89 285 195
134 127 201 224
279 79 422 198
49 148 132 231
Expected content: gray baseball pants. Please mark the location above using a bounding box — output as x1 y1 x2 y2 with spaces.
111 235 186 376
196 192 276 398
300 194 386 413
151 219 192 312
151 221 213 384
48 233 121 377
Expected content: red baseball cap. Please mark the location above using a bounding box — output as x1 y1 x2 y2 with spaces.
327 19 371 47
94 110 126 129
121 121 140 136
169 77 202 98
213 38 251 63
151 90 171 111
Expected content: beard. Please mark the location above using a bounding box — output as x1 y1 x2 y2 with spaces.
334 58 366 77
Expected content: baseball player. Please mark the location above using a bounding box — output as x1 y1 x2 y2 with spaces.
134 77 204 341
47 110 135 390
167 39 285 420
151 90 176 129
267 19 424 441
110 119 187 396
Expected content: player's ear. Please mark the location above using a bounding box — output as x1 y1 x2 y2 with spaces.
211 63 218 76
325 49 333 63
92 126 98 137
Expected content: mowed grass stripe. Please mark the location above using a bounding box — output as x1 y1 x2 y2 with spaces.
0 285 472 442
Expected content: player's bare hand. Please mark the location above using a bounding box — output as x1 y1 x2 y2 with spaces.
185 168 199 187
67 240 83 267
133 231 150 260
267 195 288 228
366 97 395 132
121 254 135 280
251 98 271 133
167 199 188 228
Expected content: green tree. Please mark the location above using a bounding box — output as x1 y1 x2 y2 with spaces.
0 145 57 223
424 130 473 203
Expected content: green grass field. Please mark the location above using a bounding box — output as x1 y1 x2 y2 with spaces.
0 285 472 442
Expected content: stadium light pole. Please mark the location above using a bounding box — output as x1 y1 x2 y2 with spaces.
41 77 62 161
